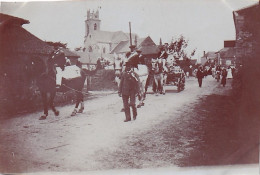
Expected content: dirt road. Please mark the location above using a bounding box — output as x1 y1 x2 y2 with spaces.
1 76 256 174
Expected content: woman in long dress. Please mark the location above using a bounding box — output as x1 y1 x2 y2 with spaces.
227 66 233 79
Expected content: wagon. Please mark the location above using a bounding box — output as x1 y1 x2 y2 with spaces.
164 65 185 92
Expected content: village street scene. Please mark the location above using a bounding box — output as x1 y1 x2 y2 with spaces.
0 0 260 174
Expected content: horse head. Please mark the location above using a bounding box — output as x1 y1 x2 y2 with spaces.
51 49 66 71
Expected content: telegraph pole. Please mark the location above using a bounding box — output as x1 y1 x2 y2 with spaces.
129 22 135 52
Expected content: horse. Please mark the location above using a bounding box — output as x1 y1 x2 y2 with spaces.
58 62 98 116
151 58 165 95
31 48 66 120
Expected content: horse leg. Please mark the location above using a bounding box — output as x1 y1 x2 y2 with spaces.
71 91 83 116
78 92 84 113
49 91 59 116
160 74 165 95
39 91 48 120
154 75 159 95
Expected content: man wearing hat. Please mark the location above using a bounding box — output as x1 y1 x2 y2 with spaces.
118 61 140 122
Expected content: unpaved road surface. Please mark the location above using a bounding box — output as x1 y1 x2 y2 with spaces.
0 77 258 174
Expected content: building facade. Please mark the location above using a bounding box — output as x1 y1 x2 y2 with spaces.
233 2 260 64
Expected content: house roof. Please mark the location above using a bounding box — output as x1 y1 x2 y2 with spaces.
206 51 217 59
0 13 53 56
139 45 159 55
77 51 113 64
110 36 158 55
60 48 80 58
0 13 29 26
219 47 236 58
234 2 259 15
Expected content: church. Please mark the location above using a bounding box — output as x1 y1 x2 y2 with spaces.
84 9 137 54
79 9 159 67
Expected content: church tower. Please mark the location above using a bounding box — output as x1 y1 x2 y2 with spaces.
85 9 101 38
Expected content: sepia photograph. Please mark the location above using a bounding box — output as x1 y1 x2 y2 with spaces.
0 0 259 174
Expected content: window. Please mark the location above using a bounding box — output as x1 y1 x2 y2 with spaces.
103 47 106 53
94 23 97 30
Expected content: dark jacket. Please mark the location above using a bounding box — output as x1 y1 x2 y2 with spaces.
119 70 139 96
196 69 204 79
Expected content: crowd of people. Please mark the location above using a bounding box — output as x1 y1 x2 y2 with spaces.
113 43 238 122
195 65 236 88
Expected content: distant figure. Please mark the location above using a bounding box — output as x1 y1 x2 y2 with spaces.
221 68 228 87
196 67 204 87
118 62 139 122
96 58 102 69
227 66 233 79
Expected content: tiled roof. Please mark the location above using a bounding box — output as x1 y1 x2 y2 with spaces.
139 45 159 55
111 36 157 55
0 13 29 26
206 51 217 59
219 47 236 58
0 15 53 55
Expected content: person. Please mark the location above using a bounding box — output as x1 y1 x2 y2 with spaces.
227 66 233 79
221 68 228 87
196 67 204 87
118 61 140 122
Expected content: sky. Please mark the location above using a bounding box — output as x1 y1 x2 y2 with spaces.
0 0 258 58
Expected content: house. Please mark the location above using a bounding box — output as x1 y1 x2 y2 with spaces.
233 2 260 63
110 36 159 61
0 13 54 102
76 51 113 70
216 40 236 67
197 51 217 66
60 48 80 65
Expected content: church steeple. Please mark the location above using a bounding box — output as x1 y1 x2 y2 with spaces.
85 9 101 38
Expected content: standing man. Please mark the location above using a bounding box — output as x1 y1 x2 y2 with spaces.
196 67 204 87
221 68 228 87
118 62 140 122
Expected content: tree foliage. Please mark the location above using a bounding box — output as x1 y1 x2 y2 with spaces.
168 35 196 60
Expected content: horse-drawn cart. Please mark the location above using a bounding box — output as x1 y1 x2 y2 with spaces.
164 65 185 92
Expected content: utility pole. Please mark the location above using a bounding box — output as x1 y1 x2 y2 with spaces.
129 22 135 52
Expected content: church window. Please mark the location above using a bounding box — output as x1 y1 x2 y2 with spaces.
94 23 97 30
89 46 93 52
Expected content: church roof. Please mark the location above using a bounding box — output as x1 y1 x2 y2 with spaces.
90 30 137 44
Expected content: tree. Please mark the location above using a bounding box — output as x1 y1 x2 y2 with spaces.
168 35 196 60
